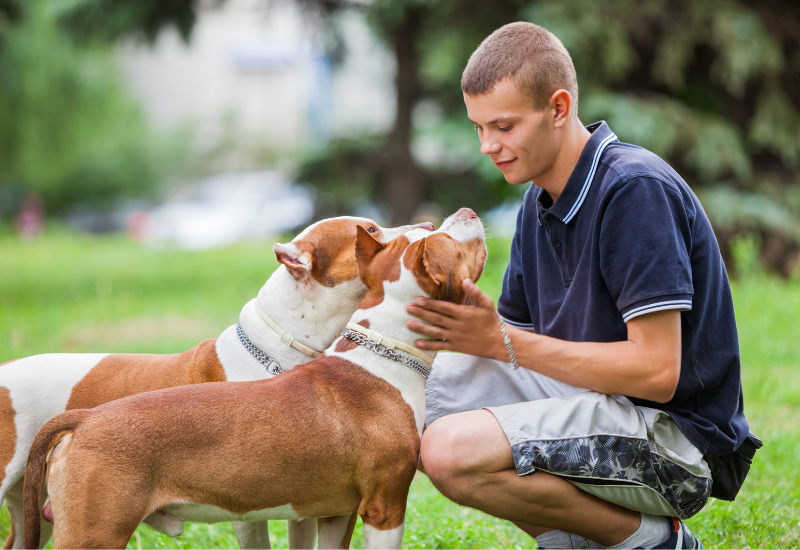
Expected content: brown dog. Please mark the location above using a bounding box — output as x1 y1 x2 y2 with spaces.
23 208 486 549
1 216 431 549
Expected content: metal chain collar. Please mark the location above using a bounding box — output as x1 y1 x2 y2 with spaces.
342 328 431 380
236 323 284 376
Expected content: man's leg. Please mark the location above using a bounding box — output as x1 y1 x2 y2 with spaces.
421 409 641 547
424 353 598 545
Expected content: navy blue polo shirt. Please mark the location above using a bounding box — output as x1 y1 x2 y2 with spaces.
497 121 748 457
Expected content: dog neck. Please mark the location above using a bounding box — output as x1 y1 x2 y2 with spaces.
326 272 440 435
230 265 367 374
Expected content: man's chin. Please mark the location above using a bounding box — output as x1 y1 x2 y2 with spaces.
503 173 534 186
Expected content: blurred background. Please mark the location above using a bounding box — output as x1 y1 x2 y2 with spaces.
1 2 799 547
0 0 798 273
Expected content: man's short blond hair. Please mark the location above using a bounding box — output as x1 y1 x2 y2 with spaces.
462 22 579 115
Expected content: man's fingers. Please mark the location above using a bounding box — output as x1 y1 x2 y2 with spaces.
406 304 455 328
406 319 448 339
463 279 495 309
415 339 452 351
411 297 464 318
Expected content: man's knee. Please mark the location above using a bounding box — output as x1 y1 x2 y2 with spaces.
420 410 512 502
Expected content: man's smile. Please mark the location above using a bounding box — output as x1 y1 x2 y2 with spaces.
494 158 516 169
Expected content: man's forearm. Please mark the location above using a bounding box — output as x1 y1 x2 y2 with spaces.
505 312 680 403
407 281 681 403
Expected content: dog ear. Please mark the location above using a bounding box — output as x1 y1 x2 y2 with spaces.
410 238 449 301
274 242 314 274
355 225 386 263
355 225 388 286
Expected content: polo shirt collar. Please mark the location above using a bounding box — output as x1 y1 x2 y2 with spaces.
538 121 618 224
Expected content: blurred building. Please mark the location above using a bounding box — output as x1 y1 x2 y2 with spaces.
117 0 395 150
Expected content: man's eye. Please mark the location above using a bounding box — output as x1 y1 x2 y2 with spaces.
499 126 512 132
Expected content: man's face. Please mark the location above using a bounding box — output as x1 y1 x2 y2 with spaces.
465 78 558 186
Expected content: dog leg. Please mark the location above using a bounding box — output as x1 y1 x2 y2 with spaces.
233 520 270 549
362 521 404 549
2 478 24 550
36 516 53 550
288 519 317 549
317 513 357 549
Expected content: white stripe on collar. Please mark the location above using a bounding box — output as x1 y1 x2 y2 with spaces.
255 302 322 358
346 322 435 367
562 132 618 224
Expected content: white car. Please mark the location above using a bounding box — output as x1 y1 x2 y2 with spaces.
140 171 315 249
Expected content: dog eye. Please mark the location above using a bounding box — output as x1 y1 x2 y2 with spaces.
367 227 375 233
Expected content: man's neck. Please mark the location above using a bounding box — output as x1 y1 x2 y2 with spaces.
535 119 592 204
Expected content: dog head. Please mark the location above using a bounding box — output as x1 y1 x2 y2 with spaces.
354 208 487 309
273 217 434 288
256 217 435 352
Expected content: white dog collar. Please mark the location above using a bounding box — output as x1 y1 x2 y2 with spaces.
255 302 322 358
345 322 435 368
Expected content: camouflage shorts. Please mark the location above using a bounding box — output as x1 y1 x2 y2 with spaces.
425 353 712 519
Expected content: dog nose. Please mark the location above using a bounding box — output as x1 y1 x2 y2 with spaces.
417 222 435 231
457 207 478 219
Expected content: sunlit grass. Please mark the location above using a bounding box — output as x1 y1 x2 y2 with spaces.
0 227 797 548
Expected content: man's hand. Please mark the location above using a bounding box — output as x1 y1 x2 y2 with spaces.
406 279 509 361
407 279 682 402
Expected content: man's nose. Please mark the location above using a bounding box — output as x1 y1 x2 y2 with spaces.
480 138 501 156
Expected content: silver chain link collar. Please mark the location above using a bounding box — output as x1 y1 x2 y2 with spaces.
236 323 284 375
342 327 431 380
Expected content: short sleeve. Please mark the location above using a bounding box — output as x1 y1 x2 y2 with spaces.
497 205 534 329
599 177 694 322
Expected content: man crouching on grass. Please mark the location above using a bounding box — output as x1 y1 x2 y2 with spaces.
407 22 750 549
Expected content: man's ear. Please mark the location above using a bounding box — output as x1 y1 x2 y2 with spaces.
411 238 448 301
274 242 314 275
550 88 572 128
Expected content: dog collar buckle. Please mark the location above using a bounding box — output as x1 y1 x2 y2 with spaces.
264 359 283 376
236 324 285 376
255 302 322 358
280 331 295 347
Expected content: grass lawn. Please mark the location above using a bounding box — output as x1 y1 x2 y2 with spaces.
0 226 798 548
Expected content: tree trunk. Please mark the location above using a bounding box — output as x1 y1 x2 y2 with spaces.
382 6 426 226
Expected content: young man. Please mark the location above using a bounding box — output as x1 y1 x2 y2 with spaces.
407 22 749 549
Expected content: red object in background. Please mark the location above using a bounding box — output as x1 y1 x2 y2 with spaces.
16 192 44 239
126 210 150 241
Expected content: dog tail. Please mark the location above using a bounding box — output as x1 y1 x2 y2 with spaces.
23 409 90 549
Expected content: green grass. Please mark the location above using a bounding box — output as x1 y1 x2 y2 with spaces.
0 227 798 548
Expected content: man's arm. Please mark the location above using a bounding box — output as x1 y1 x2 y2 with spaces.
406 279 681 403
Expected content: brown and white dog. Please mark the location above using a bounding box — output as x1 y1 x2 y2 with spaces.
0 216 432 550
22 208 486 549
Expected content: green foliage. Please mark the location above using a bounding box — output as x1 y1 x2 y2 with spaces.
297 137 385 219
297 130 525 219
52 0 199 44
0 0 170 215
0 230 798 548
525 0 800 181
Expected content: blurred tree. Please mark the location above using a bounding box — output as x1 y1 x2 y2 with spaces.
32 0 800 273
48 0 529 224
524 0 800 274
298 0 532 224
0 0 22 51
54 0 201 43
0 0 166 216
306 0 800 272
